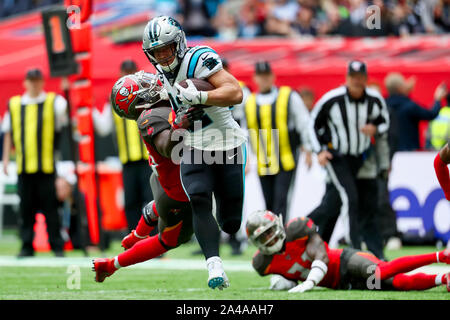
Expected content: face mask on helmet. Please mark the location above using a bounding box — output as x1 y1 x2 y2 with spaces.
133 71 167 107
247 211 286 255
110 72 166 120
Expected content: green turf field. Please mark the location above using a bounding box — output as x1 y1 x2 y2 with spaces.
0 230 448 300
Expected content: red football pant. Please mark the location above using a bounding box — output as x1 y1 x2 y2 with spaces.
377 252 445 280
392 273 446 291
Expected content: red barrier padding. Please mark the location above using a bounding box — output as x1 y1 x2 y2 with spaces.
70 22 92 53
69 53 91 82
76 163 100 244
70 80 92 109
97 163 128 231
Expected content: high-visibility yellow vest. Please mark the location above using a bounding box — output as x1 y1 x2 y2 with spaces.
429 106 450 150
245 86 297 176
112 112 148 164
9 93 56 174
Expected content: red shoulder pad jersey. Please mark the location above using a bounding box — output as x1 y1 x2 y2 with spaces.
252 216 343 289
136 107 188 202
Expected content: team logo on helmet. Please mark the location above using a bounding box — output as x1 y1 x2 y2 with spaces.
114 77 140 115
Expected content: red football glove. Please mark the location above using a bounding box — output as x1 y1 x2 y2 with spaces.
121 230 148 250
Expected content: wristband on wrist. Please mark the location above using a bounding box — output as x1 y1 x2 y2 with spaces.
306 260 328 286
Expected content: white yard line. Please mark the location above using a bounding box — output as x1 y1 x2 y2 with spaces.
0 256 448 275
0 256 255 272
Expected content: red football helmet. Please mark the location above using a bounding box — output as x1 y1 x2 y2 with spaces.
246 210 286 255
110 71 167 120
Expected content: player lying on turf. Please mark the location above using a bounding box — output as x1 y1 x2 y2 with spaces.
434 141 450 201
246 210 450 292
92 72 226 286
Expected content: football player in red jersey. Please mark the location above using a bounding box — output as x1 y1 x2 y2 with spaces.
434 141 450 201
246 210 450 292
92 72 220 285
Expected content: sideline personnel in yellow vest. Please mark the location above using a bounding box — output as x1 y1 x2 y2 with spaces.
244 61 312 223
1 68 68 257
426 94 450 151
93 60 153 232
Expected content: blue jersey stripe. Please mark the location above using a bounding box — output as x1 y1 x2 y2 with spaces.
187 48 216 79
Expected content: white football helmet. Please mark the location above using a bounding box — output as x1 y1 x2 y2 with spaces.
246 210 286 255
142 15 188 72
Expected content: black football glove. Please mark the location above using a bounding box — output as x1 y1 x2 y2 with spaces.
172 106 205 130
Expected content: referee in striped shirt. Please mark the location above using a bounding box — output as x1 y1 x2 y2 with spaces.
308 60 390 250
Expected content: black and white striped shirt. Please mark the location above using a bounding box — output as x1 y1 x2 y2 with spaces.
309 86 389 156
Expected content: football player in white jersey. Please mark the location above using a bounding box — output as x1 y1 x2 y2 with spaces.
142 15 247 290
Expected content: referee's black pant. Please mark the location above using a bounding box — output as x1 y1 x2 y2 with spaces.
122 160 153 232
308 155 385 259
310 153 364 249
258 168 295 223
17 173 64 253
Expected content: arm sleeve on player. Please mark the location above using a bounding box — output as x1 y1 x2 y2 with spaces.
137 109 172 143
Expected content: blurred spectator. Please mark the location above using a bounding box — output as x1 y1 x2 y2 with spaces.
238 0 267 38
390 0 425 36
0 0 62 19
3 0 449 37
385 72 448 153
2 68 68 257
433 0 450 32
213 3 239 40
292 5 317 36
272 0 300 23
178 0 219 37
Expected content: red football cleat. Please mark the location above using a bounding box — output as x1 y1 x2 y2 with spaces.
92 258 117 283
121 230 148 250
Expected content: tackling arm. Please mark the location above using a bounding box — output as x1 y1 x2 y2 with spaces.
153 129 180 158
